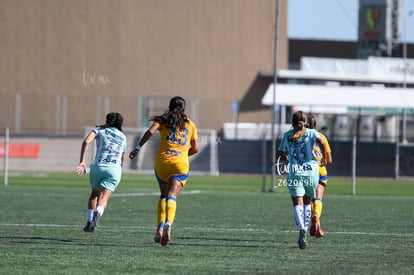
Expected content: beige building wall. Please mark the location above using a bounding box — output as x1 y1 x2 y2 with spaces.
0 0 287 135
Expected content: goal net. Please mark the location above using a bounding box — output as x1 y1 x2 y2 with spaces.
84 127 219 176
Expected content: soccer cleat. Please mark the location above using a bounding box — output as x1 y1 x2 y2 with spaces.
310 215 317 237
91 211 100 229
83 221 95 232
310 215 324 238
315 225 324 238
298 229 307 249
160 223 171 246
154 228 163 243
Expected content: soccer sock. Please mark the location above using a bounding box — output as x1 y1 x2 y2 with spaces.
166 197 177 225
303 204 312 231
311 201 315 216
87 209 94 222
157 196 167 229
313 198 323 222
293 205 305 230
96 206 105 217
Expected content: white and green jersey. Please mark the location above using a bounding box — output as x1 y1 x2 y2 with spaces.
92 127 126 167
278 128 320 177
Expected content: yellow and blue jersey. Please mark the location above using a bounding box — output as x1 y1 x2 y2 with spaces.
154 119 198 185
312 132 331 166
312 132 331 186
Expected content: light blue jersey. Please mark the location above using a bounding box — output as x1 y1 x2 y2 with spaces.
90 127 126 191
278 128 320 197
93 127 126 167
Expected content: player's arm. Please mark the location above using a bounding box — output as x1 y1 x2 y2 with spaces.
324 149 332 165
120 152 125 167
276 136 289 162
276 150 288 162
319 133 332 165
188 138 199 156
316 137 326 166
323 138 332 165
76 131 96 176
129 123 159 159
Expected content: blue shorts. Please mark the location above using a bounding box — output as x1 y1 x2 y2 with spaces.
89 165 122 192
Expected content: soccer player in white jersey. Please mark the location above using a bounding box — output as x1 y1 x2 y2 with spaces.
277 111 326 249
76 112 127 232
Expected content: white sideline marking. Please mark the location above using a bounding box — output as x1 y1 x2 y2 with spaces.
11 190 202 198
0 223 413 237
112 190 202 197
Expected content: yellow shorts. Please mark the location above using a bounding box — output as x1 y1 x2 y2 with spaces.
154 157 189 186
318 166 328 187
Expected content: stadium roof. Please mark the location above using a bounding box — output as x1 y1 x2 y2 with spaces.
261 84 414 110
274 56 414 85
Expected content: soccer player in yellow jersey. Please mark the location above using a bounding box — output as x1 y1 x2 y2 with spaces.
306 115 332 238
129 96 199 246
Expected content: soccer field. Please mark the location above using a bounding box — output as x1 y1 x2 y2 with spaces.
0 173 413 274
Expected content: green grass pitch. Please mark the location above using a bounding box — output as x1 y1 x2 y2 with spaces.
0 173 413 274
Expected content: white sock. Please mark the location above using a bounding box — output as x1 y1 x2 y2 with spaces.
293 205 305 230
87 209 94 222
303 204 312 231
96 206 104 216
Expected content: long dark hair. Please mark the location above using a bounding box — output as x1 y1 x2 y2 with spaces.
150 96 188 128
289 111 307 142
307 114 317 129
97 112 124 132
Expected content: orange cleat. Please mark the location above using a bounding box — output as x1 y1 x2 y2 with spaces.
154 228 163 243
310 215 324 238
160 223 171 246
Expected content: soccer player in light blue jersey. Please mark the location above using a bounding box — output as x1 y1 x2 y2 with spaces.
277 111 326 249
76 112 127 232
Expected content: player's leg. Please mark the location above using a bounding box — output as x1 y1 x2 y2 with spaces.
153 169 168 243
160 161 190 246
86 188 113 231
84 188 99 232
291 195 307 249
161 178 184 246
313 168 327 219
303 195 312 232
311 167 327 238
291 195 305 229
84 166 101 232
313 184 325 221
87 166 119 231
155 180 168 243
95 188 113 219
289 176 307 249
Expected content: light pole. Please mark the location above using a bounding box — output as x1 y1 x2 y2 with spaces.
402 7 413 144
270 0 280 192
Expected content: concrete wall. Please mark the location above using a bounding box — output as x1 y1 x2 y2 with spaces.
0 0 288 135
